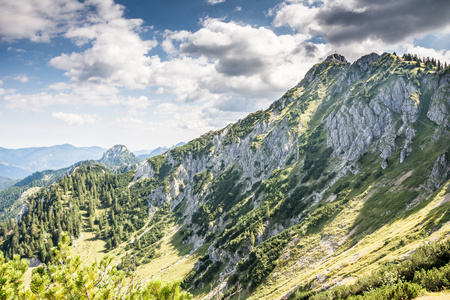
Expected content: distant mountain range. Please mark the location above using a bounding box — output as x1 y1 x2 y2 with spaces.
135 142 186 160
0 143 186 179
0 144 106 179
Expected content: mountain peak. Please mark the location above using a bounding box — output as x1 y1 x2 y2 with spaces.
324 53 347 64
106 144 129 153
99 144 140 170
300 53 349 85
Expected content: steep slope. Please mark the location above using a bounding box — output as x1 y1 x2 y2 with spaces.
0 161 102 222
128 53 450 298
1 53 449 299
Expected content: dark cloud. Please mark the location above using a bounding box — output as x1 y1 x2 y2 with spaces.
215 57 266 76
78 61 116 82
316 0 450 45
180 42 234 58
302 42 319 57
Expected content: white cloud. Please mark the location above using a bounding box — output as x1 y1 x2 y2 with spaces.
3 92 72 110
154 103 179 115
0 0 85 42
50 1 156 90
7 47 26 52
158 18 329 110
0 0 329 120
1 89 153 114
112 95 151 115
207 0 226 5
406 46 450 64
115 116 144 128
13 74 30 83
0 80 3 85
52 112 100 125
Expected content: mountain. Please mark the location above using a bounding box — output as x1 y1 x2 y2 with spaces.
0 145 139 222
136 142 186 160
1 53 450 299
99 144 141 171
0 144 105 178
0 176 19 191
0 167 70 222
0 162 31 179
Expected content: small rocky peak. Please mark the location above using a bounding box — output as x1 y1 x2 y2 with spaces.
302 53 348 84
355 52 380 71
99 144 140 166
101 145 130 159
325 53 348 64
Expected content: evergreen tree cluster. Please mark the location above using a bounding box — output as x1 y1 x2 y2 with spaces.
0 164 151 263
402 53 449 71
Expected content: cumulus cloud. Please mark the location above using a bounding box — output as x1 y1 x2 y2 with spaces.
406 46 450 63
0 0 330 119
52 112 100 125
49 0 156 90
272 0 450 60
13 74 30 83
0 0 85 42
159 18 330 109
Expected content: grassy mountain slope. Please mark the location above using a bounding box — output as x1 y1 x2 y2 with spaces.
1 53 449 299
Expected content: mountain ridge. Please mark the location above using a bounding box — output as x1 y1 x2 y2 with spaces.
1 52 449 299
0 144 106 178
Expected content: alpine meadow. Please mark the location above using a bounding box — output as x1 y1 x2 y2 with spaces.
1 52 450 299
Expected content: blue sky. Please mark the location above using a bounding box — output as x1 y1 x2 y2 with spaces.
1 0 450 151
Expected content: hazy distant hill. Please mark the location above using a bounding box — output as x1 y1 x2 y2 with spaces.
136 142 186 160
0 144 106 178
0 176 19 190
0 162 31 179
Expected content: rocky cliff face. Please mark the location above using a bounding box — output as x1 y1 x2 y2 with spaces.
122 53 450 298
128 53 450 299
136 53 449 210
